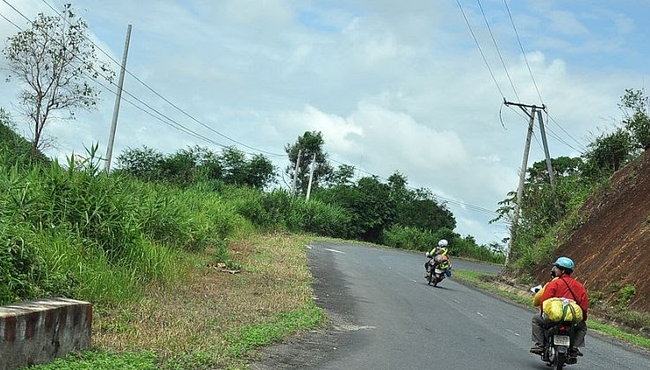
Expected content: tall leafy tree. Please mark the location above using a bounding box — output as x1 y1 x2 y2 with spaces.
220 147 277 189
386 171 455 233
244 154 277 189
285 131 333 195
328 164 356 187
2 4 114 153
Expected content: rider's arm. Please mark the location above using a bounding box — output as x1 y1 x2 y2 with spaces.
539 279 559 306
532 284 546 307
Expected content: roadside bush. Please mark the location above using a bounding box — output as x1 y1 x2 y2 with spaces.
0 221 80 305
616 284 637 309
0 222 45 304
286 199 351 238
382 225 437 251
228 188 293 229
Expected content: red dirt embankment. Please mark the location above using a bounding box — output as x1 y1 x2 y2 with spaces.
531 149 650 312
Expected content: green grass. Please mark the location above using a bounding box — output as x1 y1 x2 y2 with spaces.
27 351 159 370
587 321 650 349
225 303 324 358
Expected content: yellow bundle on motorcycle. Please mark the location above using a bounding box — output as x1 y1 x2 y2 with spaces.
542 297 583 322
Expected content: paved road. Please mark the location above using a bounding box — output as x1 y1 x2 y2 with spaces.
296 241 650 370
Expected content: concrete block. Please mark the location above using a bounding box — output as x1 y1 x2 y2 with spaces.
0 298 92 370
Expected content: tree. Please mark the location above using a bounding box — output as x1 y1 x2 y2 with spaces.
620 88 650 151
116 146 164 181
2 4 114 154
581 127 633 179
116 145 276 189
527 156 582 184
244 154 276 189
285 131 333 195
328 164 356 187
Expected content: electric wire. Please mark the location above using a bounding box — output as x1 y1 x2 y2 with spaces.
2 0 509 225
456 0 506 99
40 0 286 158
503 0 543 105
477 0 520 102
1 1 250 152
546 112 588 153
455 1 530 129
0 9 21 29
3 0 277 156
1 3 230 149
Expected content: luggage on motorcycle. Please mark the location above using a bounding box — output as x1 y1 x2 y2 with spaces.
542 297 583 322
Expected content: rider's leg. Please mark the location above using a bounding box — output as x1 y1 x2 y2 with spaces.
572 321 587 348
530 314 547 352
568 321 587 358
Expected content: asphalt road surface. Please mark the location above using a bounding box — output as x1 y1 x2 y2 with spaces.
251 241 650 370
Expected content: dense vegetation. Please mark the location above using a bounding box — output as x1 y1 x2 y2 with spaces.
0 110 505 306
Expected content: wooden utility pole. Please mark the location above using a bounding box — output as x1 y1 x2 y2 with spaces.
503 101 553 265
104 25 132 173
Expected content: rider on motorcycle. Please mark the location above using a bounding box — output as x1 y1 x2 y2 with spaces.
530 256 589 362
424 239 450 279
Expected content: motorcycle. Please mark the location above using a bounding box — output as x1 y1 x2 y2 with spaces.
425 255 451 287
538 321 578 369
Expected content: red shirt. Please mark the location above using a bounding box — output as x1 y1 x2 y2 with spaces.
540 274 589 317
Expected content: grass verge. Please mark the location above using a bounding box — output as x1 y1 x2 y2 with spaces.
452 269 650 350
28 232 325 370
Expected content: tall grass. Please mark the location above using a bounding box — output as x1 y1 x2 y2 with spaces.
0 145 245 306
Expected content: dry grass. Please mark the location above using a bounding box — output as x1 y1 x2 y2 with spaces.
92 232 316 365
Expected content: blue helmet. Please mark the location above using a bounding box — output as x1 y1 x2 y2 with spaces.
553 256 575 271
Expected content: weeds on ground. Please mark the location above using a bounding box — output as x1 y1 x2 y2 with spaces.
27 233 324 370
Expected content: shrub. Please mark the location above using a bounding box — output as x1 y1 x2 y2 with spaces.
286 199 351 238
382 225 437 251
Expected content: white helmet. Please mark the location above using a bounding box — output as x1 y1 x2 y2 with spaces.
438 239 448 248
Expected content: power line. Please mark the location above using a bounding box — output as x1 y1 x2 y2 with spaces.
40 0 286 158
546 112 588 153
1 8 220 149
328 157 504 220
1 0 248 152
0 9 21 30
3 0 280 158
477 0 520 102
456 0 505 99
455 1 532 130
3 0 508 225
503 0 544 105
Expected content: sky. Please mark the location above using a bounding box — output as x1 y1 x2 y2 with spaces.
1 0 649 247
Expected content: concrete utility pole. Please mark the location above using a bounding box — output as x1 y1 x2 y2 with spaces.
291 149 302 196
537 109 555 188
503 101 553 265
306 153 316 201
104 24 132 174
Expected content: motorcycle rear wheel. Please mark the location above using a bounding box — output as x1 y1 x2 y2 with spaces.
553 352 565 370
